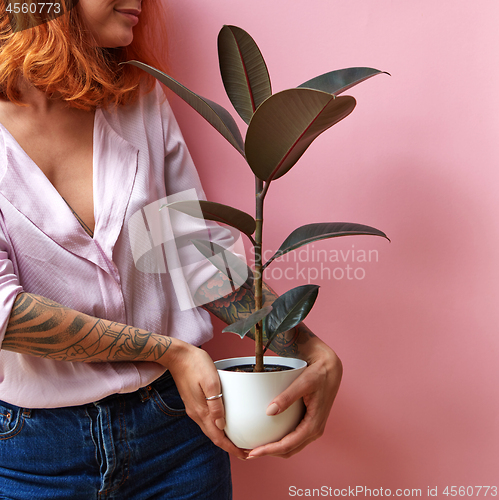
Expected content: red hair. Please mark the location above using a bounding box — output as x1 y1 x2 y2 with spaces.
0 1 169 109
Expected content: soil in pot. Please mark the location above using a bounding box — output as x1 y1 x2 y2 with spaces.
224 364 292 373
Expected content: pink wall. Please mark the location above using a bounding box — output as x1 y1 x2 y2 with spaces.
164 1 499 498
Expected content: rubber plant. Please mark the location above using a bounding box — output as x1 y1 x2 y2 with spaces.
126 25 389 372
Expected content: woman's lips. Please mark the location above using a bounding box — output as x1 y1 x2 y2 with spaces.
116 9 141 25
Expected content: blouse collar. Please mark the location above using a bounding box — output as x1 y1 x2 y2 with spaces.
0 108 139 277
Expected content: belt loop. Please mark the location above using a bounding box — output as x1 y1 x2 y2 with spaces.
22 408 32 418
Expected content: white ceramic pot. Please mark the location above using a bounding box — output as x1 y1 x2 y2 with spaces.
214 356 307 449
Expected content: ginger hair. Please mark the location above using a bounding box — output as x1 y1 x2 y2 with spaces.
0 1 169 109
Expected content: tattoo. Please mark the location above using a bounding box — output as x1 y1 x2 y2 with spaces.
4 293 172 363
197 272 316 357
196 284 255 326
270 324 316 357
48 320 171 363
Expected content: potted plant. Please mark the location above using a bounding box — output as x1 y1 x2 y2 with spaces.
126 25 389 448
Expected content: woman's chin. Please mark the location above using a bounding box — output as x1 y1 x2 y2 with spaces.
96 32 134 49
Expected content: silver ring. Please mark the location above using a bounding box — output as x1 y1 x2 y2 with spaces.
205 393 223 401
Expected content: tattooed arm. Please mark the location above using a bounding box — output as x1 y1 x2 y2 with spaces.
197 272 343 458
196 277 315 357
3 292 247 459
4 293 172 363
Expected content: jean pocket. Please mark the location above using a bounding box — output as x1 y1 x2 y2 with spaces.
0 401 28 440
149 378 187 417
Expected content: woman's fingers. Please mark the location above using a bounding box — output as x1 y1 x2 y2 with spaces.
205 397 226 430
167 341 247 458
192 389 246 458
247 406 322 458
247 346 343 459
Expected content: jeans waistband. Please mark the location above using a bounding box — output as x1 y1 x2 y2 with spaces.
93 370 173 407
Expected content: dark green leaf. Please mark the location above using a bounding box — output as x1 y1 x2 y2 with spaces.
245 89 356 181
263 222 389 270
218 25 272 125
161 200 256 237
298 67 388 95
124 60 244 155
191 239 253 290
222 306 273 339
264 285 319 349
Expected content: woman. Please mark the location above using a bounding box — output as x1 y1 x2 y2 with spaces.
0 1 343 498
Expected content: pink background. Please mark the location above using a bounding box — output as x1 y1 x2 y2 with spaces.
162 1 499 498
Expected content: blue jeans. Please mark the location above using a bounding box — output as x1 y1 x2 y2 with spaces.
0 372 232 499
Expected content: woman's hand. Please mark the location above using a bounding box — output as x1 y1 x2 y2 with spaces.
166 339 248 460
247 340 342 459
197 273 343 458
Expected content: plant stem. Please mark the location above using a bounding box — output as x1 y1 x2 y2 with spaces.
254 176 264 372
